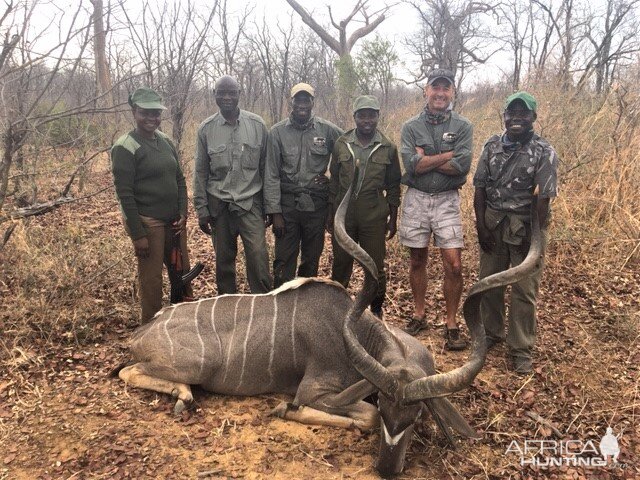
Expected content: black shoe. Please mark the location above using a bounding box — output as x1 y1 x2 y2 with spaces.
511 356 533 375
371 307 383 319
486 336 503 351
445 328 467 351
404 316 427 336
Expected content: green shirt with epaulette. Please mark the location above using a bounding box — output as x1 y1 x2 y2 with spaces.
400 110 473 193
111 130 187 240
264 116 343 213
329 129 401 222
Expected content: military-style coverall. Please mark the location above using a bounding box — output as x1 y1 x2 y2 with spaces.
328 129 401 312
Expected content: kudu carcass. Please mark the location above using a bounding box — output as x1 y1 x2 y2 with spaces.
117 175 543 477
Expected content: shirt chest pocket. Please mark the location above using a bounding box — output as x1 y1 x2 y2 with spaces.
367 150 390 186
235 143 261 170
509 161 536 190
208 144 229 179
308 144 330 173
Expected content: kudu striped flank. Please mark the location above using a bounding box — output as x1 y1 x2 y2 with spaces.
118 177 543 477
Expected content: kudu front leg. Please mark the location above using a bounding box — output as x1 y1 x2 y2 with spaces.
119 363 193 414
270 401 378 430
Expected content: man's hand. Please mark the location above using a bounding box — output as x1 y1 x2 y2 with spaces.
414 146 453 175
133 237 150 258
312 174 329 185
325 209 334 234
477 224 495 253
386 206 398 240
271 213 285 238
415 145 438 157
172 215 187 234
198 215 213 235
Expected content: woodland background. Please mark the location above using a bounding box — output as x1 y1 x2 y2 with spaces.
0 0 638 478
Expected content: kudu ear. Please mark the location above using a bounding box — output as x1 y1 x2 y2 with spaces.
426 398 479 439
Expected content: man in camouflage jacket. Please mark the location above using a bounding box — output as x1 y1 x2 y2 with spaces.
473 91 559 374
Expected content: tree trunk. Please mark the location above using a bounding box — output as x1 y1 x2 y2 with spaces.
90 0 112 108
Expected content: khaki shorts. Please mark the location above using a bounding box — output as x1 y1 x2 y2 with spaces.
398 187 464 249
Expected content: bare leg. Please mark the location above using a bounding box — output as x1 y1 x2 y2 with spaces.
409 247 429 318
270 401 378 430
119 363 193 414
441 248 463 329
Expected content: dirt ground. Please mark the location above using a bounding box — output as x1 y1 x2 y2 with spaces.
1 170 639 479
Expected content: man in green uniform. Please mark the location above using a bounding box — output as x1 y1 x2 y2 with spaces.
473 91 558 374
193 75 271 294
327 95 401 318
264 83 343 288
111 87 193 322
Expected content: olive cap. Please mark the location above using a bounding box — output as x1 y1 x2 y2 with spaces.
128 87 166 110
353 94 380 113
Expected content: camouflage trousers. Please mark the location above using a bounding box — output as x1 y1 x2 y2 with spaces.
479 217 547 360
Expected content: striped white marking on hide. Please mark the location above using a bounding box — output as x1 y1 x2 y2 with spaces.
237 296 255 392
222 296 242 384
210 298 222 364
291 290 299 370
194 300 205 379
146 304 175 344
268 296 278 386
162 306 177 362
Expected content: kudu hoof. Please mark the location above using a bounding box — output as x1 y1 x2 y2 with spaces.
269 401 292 418
173 399 187 415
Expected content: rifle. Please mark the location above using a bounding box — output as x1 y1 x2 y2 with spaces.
168 227 204 304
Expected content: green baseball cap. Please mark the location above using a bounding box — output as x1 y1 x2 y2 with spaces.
353 95 380 113
504 91 537 112
128 87 166 110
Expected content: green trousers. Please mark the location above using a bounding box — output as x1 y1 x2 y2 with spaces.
479 218 547 360
210 197 271 295
273 207 328 288
331 212 387 312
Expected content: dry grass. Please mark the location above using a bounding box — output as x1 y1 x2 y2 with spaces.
0 85 638 478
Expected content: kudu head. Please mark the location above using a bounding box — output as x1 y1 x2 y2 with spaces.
334 177 544 477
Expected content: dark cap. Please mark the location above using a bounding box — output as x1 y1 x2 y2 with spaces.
353 95 380 113
128 87 166 110
504 91 537 112
427 68 455 86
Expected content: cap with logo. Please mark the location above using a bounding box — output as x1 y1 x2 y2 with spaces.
128 87 166 110
427 68 455 86
290 82 315 98
353 95 380 113
504 91 537 112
